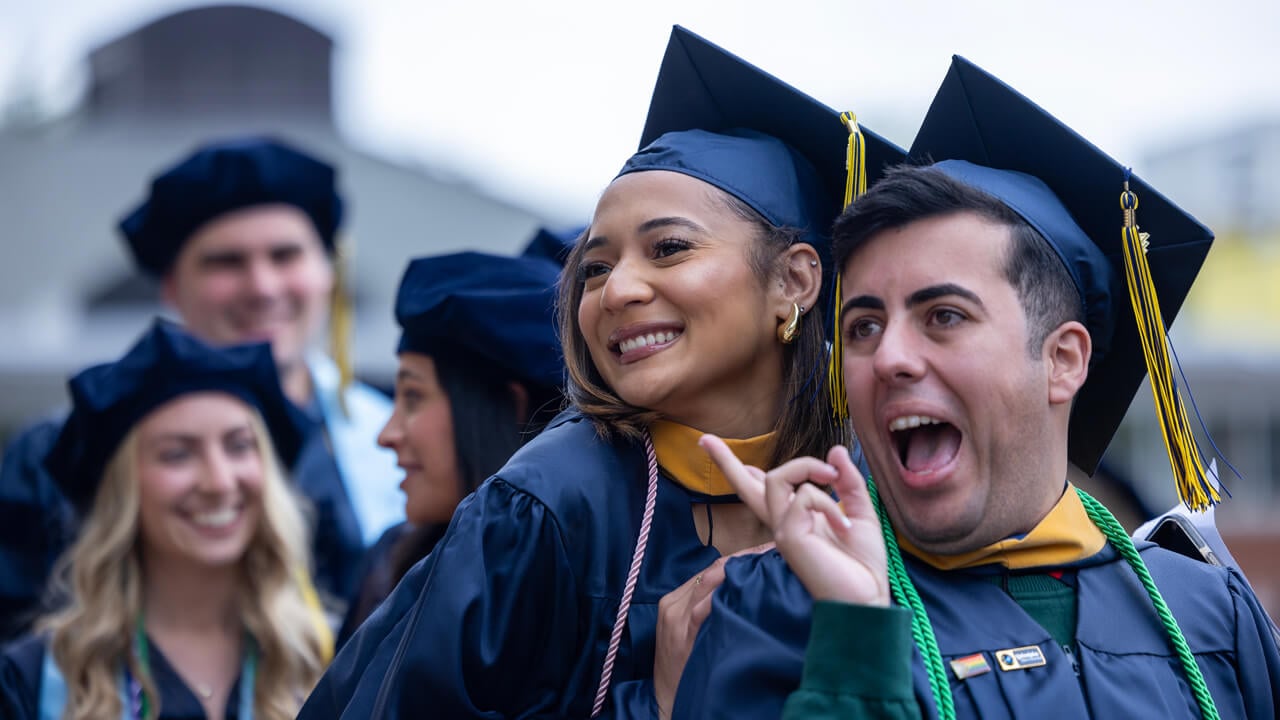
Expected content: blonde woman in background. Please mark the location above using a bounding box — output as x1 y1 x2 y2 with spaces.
0 320 331 720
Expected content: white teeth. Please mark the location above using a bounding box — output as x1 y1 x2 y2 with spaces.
889 415 943 432
192 508 239 528
618 330 680 353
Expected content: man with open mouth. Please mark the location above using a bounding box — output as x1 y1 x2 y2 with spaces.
678 57 1280 719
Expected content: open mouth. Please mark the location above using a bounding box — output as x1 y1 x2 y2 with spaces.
889 415 962 475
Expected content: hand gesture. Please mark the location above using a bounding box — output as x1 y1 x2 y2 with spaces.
698 437 889 607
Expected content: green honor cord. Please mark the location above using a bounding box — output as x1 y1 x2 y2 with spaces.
132 615 259 720
865 479 1220 720
1076 488 1219 720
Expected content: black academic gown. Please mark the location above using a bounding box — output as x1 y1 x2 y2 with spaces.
673 543 1280 719
298 410 724 719
0 410 362 639
0 634 249 720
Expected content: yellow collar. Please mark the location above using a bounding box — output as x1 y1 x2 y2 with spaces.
900 484 1107 571
650 420 774 497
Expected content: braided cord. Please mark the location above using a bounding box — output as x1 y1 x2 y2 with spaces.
865 475 955 720
591 432 660 717
1076 488 1219 719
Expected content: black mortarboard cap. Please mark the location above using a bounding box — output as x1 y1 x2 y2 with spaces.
909 56 1214 487
394 252 564 391
46 319 313 515
620 25 905 256
119 137 343 276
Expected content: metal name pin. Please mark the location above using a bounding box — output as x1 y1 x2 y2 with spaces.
995 645 1047 672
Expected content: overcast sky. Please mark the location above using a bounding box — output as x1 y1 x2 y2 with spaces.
2 0 1278 221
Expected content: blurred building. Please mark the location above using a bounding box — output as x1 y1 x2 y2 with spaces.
0 4 546 437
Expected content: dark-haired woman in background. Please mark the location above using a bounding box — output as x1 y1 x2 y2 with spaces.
337 251 565 644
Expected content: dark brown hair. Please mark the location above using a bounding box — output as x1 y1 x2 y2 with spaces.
832 164 1081 356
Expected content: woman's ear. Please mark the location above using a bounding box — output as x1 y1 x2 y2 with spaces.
1044 320 1091 406
507 381 530 425
774 244 822 321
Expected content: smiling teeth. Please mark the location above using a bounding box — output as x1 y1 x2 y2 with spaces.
619 331 678 353
192 508 238 528
889 415 943 432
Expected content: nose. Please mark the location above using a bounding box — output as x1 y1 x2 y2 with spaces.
598 257 654 313
871 320 926 385
245 257 283 300
200 447 239 494
377 410 403 450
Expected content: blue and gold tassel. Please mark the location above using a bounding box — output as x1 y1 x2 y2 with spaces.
1119 176 1220 511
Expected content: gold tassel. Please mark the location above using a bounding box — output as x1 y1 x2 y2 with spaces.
1119 182 1219 511
295 566 335 663
828 112 867 421
329 237 353 418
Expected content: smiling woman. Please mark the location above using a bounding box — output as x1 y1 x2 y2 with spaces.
0 320 331 720
296 25 902 720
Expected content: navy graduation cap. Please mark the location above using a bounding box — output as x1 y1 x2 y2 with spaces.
910 56 1218 509
394 252 564 391
521 226 586 267
46 320 312 515
620 25 905 256
119 137 343 276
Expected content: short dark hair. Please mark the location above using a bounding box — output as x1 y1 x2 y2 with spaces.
832 164 1081 355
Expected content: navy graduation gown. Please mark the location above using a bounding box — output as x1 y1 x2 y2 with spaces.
290 424 366 601
0 416 77 643
674 543 1280 719
0 634 248 719
298 411 724 719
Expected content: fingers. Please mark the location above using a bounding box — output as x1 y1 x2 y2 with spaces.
826 445 874 521
699 435 768 521
777 482 851 543
762 457 838 529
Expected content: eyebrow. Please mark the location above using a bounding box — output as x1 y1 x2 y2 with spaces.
581 216 707 253
907 283 984 309
840 283 984 316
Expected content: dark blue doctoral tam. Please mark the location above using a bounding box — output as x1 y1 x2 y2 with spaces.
520 226 585 267
44 319 312 515
394 252 564 391
119 137 343 276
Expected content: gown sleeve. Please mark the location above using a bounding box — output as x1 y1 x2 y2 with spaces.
671 551 813 720
298 476 585 719
0 418 76 643
1226 568 1280 719
0 634 47 720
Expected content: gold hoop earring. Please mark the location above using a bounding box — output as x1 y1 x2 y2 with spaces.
777 302 801 344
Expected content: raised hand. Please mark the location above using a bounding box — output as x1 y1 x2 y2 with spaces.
697 436 889 607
